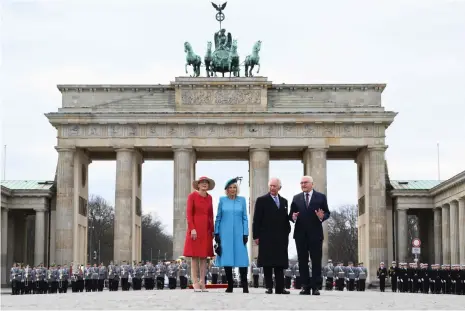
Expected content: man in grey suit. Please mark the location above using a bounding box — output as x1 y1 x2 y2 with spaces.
289 175 330 295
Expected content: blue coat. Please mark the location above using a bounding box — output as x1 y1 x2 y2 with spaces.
214 196 249 267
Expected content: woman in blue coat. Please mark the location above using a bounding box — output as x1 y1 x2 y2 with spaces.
214 177 249 293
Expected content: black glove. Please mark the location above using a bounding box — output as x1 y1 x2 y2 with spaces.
215 234 221 245
243 235 248 245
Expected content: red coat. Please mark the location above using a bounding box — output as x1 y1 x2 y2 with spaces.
183 191 214 258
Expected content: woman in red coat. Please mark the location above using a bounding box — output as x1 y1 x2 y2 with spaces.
183 176 215 292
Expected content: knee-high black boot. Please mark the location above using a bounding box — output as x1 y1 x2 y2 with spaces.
224 267 233 293
239 267 249 293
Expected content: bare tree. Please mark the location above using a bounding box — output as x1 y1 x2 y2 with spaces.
87 195 114 264
141 213 173 262
327 204 358 264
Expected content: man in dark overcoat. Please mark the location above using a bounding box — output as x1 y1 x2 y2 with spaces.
252 177 291 294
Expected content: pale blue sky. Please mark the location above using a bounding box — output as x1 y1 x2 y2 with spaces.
1 1 464 257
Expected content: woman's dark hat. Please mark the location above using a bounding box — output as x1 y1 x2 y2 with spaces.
224 176 243 190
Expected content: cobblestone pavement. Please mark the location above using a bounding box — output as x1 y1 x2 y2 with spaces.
2 288 464 310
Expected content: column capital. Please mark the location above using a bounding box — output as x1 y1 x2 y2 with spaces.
367 145 388 152
34 208 47 213
55 146 75 153
396 207 408 212
307 146 328 152
172 146 193 152
115 147 135 152
249 145 270 151
449 200 459 207
442 203 450 209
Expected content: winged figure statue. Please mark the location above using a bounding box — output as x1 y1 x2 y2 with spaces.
214 28 232 51
211 2 227 12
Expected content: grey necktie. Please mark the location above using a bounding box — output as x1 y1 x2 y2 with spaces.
273 196 279 208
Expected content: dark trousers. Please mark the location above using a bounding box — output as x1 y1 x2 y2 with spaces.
325 277 333 290
179 276 188 289
212 274 218 284
98 279 105 291
358 279 366 291
121 278 130 291
133 278 142 290
391 277 397 292
221 275 227 284
253 275 259 288
263 267 284 292
379 277 386 292
109 278 118 291
156 276 164 289
224 267 247 289
296 236 322 290
144 278 154 290
347 279 355 291
168 277 176 289
294 276 301 289
285 276 292 289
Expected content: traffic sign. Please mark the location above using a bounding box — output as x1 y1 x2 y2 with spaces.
412 247 421 254
412 238 421 247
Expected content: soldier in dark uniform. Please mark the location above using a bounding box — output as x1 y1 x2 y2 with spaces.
419 263 429 293
398 262 408 292
293 263 301 289
451 264 461 294
133 262 144 290
155 261 165 290
460 264 465 295
284 263 293 289
97 262 107 291
345 262 356 291
10 263 19 295
252 261 260 288
430 264 441 294
144 261 155 290
357 262 367 291
440 264 451 294
211 261 219 284
179 260 188 289
323 260 334 291
377 262 387 292
220 267 227 284
168 261 178 289
412 262 421 293
388 261 398 292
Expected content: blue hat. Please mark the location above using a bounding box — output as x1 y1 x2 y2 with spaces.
224 177 242 190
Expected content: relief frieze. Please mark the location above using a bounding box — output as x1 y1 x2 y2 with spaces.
62 123 383 139
180 89 261 106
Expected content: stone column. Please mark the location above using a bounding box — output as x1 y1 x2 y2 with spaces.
55 147 75 265
1 208 8 287
367 147 388 283
441 204 450 264
433 208 442 264
309 148 328 265
114 148 134 263
397 209 408 262
249 147 270 268
449 200 459 264
458 198 465 265
173 147 194 259
34 208 46 265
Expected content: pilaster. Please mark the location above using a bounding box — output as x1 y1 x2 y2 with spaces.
73 149 90 265
132 150 143 263
433 207 442 264
34 208 46 265
396 208 408 262
114 148 135 263
367 146 388 283
441 204 450 264
249 147 270 270
173 147 194 259
1 208 8 287
459 198 465 265
55 147 75 265
449 200 459 264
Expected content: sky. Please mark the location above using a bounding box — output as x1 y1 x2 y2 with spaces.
1 0 465 257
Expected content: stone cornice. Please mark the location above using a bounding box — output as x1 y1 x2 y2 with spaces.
57 82 386 93
45 111 397 126
1 186 12 197
8 189 54 198
429 170 465 196
390 189 432 198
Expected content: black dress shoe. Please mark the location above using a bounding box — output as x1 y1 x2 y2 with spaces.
265 288 273 294
299 288 311 295
312 288 321 295
277 289 290 294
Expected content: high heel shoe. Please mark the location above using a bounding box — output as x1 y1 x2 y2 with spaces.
199 281 208 292
193 282 201 292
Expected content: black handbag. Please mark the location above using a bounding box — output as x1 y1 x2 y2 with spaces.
214 243 222 256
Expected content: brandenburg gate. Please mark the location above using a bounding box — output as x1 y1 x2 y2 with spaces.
45 76 396 283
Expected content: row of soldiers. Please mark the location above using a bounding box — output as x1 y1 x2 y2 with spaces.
378 261 465 295
9 260 190 295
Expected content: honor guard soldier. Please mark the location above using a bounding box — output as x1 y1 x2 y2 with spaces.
377 262 387 292
293 263 301 289
23 264 33 294
58 264 69 293
107 261 118 291
323 260 334 290
419 263 429 293
49 264 59 293
251 261 260 288
388 261 398 292
345 262 356 291
399 263 408 292
155 261 166 290
90 264 99 292
412 262 421 293
460 265 465 295
211 262 220 284
144 261 155 290
179 260 188 289
84 264 92 292
10 263 20 295
334 262 345 291
220 267 227 284
429 264 441 294
284 263 293 289
97 262 107 291
451 264 460 294
167 261 178 289
440 264 451 294
78 264 85 292
120 261 131 291
132 262 144 290
36 263 47 294
70 263 77 293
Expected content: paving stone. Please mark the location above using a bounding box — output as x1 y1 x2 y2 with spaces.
1 288 464 310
